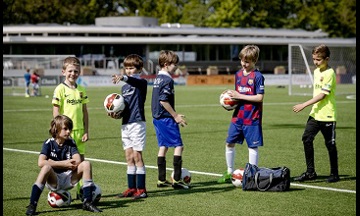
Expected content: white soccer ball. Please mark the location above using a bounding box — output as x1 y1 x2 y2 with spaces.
78 183 102 204
104 93 125 114
220 90 238 111
231 168 244 187
171 168 191 185
47 190 72 208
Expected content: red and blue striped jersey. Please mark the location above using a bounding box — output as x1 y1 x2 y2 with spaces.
232 69 265 126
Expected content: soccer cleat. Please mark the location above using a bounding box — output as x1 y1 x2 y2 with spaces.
25 204 36 216
172 180 190 189
327 174 340 183
157 180 172 188
217 171 232 183
132 189 148 200
293 172 317 182
116 188 137 198
83 201 103 212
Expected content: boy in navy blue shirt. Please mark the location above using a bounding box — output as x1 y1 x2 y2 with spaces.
109 54 148 199
26 115 102 215
151 50 188 189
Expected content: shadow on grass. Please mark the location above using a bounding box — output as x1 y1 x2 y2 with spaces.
290 174 355 183
35 197 140 215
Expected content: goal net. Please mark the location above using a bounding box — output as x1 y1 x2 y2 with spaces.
288 44 356 96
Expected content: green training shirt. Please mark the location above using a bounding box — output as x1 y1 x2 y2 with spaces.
309 67 337 122
52 82 89 130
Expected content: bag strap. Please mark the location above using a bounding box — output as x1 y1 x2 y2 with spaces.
255 171 273 191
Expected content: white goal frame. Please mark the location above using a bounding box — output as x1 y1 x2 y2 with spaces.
288 43 356 96
288 44 314 96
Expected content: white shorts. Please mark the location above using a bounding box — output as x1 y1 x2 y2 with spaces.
121 121 146 151
45 170 77 191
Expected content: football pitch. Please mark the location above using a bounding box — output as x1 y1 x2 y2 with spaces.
3 84 356 216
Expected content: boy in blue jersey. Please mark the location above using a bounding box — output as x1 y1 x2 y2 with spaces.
218 45 265 183
151 50 189 189
24 68 31 97
293 44 339 183
109 54 148 199
25 115 102 215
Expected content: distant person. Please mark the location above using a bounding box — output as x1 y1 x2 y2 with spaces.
293 44 339 183
30 71 40 96
52 56 90 197
109 54 148 199
25 115 102 216
24 68 31 97
151 50 189 189
217 45 265 184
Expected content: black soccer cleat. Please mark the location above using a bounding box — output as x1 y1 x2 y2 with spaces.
172 180 190 189
25 204 37 216
83 201 103 213
293 171 317 182
157 180 172 188
327 174 340 183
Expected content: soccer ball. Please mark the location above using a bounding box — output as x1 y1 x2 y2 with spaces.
104 93 125 113
171 168 191 185
231 168 244 187
219 90 238 111
47 190 72 208
78 183 102 204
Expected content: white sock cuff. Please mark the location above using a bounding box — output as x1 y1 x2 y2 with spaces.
127 165 136 174
136 166 146 174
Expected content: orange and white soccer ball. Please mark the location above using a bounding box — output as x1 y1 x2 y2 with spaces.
231 168 244 187
171 168 191 185
219 90 238 111
47 190 72 208
104 93 125 114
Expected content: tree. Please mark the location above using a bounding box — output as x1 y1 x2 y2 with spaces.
3 0 356 38
179 0 209 26
283 0 356 38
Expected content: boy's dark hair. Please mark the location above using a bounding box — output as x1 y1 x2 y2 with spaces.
123 54 144 70
312 44 330 59
49 115 73 138
158 50 179 68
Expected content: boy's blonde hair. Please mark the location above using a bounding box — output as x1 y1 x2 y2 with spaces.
123 54 144 70
62 56 80 70
158 50 179 68
238 45 260 63
312 44 330 59
49 115 73 138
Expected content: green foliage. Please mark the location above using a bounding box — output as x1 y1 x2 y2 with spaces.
204 0 241 27
2 85 356 216
286 0 356 38
2 0 355 37
179 0 209 26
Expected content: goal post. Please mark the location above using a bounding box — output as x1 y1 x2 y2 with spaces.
288 44 356 96
288 44 314 96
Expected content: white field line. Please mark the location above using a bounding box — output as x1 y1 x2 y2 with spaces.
2 100 355 112
3 147 355 194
